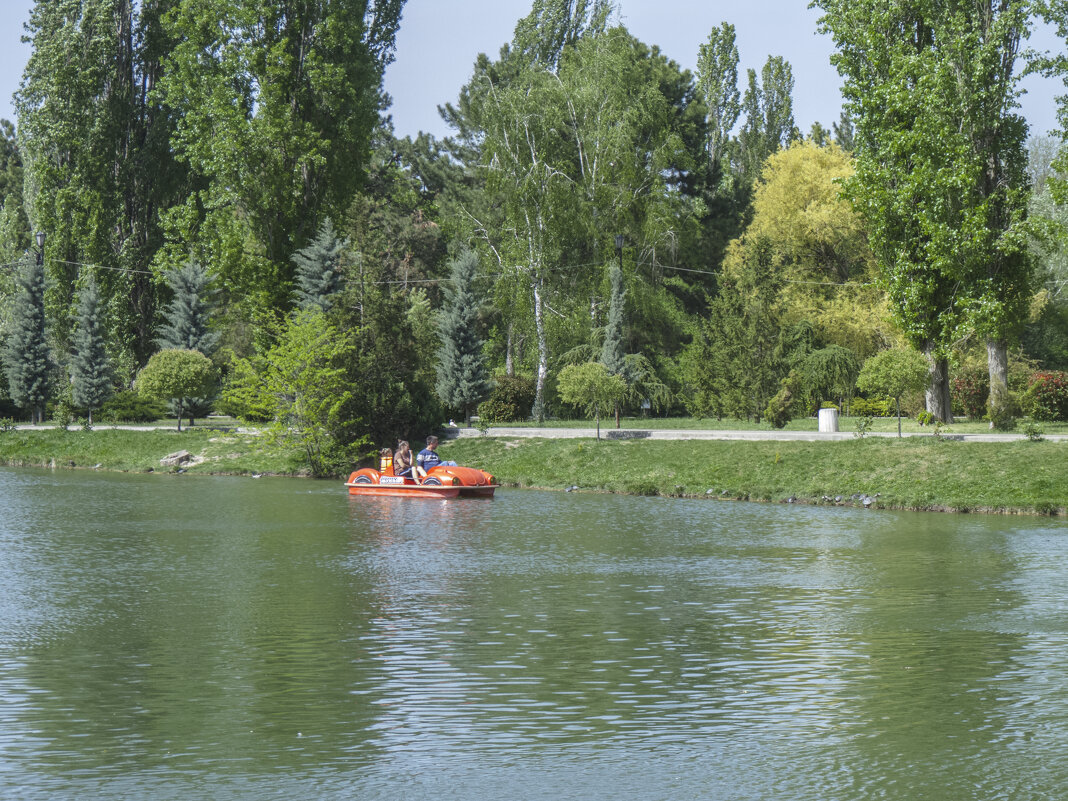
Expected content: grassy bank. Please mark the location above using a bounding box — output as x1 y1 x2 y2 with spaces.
3 428 1066 516
0 428 304 475
440 436 1068 515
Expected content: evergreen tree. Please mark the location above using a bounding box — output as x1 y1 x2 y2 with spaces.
435 250 492 425
600 262 626 376
156 261 218 355
70 276 112 425
156 260 218 426
291 218 348 312
4 256 51 423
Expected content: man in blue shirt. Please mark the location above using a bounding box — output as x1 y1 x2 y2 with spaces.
416 435 457 479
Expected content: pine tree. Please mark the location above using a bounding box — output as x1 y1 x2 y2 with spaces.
70 276 112 425
156 261 217 426
291 218 348 312
4 255 51 423
156 261 218 354
435 250 492 425
600 263 626 375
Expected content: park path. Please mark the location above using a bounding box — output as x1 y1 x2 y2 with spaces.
445 426 1068 443
10 422 1065 443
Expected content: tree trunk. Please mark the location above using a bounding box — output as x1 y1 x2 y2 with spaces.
923 345 953 423
986 337 1010 428
531 276 548 423
505 322 514 377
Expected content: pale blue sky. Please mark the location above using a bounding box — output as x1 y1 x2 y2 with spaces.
0 1 1062 140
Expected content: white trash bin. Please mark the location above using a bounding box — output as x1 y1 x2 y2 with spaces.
818 407 839 433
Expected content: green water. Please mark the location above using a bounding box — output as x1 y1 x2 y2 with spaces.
1 466 1067 800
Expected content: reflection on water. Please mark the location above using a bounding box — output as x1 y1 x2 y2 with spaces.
1 467 1067 799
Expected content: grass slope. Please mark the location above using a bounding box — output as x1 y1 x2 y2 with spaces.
0 428 304 475
440 436 1068 515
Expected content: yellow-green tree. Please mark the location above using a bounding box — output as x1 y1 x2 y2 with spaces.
722 139 895 360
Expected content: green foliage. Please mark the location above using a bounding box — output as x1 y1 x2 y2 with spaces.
684 239 785 420
851 397 894 418
696 22 741 169
951 364 991 421
815 0 1034 420
557 362 626 434
799 345 859 407
1022 371 1068 421
0 417 15 433
17 0 183 362
157 0 403 316
137 349 217 431
98 390 168 424
292 218 348 312
857 348 930 436
736 56 798 181
70 276 113 423
478 374 537 424
600 263 626 376
857 349 930 401
435 250 492 422
4 256 51 423
224 310 367 476
156 261 219 355
764 370 803 429
1024 419 1045 441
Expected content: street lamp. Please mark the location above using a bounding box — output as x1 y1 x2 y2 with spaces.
614 234 623 271
34 231 45 266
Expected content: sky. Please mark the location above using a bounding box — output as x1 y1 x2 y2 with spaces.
0 1 1062 142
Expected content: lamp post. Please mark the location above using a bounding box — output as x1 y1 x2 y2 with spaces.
614 234 623 272
34 231 45 266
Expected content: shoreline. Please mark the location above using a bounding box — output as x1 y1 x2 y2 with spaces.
1 428 1066 517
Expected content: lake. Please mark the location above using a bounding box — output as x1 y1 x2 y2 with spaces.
1 466 1067 800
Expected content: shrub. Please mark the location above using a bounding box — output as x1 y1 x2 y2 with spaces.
764 371 802 429
477 374 536 424
851 397 895 417
1023 371 1068 421
99 390 168 423
916 410 934 426
0 417 15 433
951 364 989 420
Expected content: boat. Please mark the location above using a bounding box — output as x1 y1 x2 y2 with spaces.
345 463 499 499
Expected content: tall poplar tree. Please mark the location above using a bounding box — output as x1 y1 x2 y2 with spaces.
696 23 741 172
815 0 1034 422
736 56 798 181
4 256 51 424
70 276 113 425
156 0 404 317
17 0 186 361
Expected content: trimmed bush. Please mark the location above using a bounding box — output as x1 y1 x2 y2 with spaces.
1023 371 1068 421
851 397 895 417
951 364 989 420
98 390 168 423
477 374 536 424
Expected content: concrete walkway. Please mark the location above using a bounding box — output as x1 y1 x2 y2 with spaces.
446 426 1068 443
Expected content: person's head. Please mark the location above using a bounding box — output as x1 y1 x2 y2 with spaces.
426 435 439 450
397 440 409 453
380 447 392 457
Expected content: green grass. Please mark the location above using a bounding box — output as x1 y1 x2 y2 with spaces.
0 428 304 475
440 436 1068 515
484 415 1068 436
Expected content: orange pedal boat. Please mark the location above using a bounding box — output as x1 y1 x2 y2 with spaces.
345 463 499 499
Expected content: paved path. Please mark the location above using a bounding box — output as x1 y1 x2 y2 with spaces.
446 426 1067 443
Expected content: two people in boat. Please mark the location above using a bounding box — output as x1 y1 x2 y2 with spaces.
385 435 456 482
